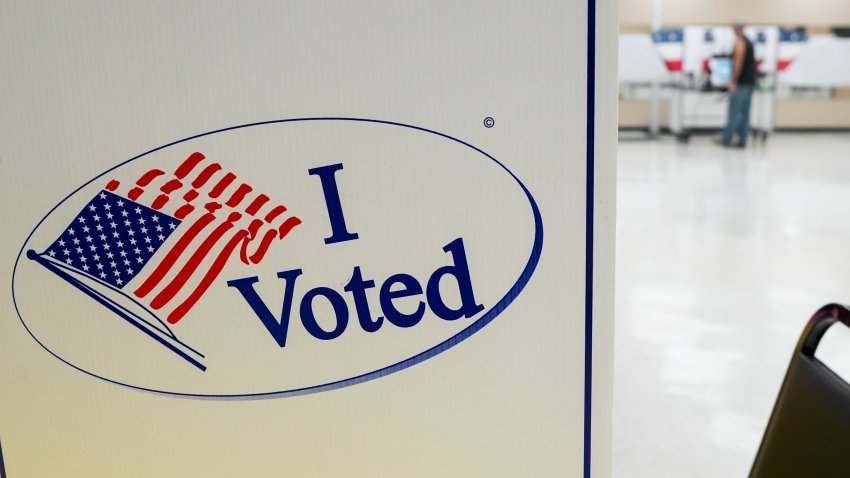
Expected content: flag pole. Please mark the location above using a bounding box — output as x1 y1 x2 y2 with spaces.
28 250 206 372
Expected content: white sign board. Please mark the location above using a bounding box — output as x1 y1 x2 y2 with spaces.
0 2 616 476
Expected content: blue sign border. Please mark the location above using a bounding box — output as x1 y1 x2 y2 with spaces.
0 437 6 478
584 0 598 476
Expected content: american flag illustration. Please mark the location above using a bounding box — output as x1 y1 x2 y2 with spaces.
28 152 301 370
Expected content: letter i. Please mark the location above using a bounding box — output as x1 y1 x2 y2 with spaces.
308 163 359 244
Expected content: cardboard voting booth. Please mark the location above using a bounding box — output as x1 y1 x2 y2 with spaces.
0 2 617 476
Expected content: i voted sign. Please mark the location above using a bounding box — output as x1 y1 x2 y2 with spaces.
12 118 542 398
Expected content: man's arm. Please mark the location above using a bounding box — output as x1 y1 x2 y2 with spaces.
730 38 745 91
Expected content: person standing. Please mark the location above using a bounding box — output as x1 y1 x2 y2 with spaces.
720 23 757 147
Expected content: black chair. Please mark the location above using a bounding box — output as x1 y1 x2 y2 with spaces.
750 304 850 477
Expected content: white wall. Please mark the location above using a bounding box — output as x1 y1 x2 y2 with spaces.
620 0 850 129
622 0 850 28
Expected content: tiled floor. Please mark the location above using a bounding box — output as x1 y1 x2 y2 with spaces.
613 132 850 477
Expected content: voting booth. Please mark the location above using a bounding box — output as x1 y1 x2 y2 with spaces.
0 2 617 476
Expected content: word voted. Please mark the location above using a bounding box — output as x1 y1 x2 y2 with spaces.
227 163 484 346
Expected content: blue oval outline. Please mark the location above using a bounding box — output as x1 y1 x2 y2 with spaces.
11 117 544 399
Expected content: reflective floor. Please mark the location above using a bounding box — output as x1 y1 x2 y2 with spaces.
613 132 850 477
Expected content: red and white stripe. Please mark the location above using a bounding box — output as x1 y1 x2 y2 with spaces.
105 152 301 324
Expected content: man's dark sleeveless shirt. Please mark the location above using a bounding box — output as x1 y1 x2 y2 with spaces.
738 36 757 85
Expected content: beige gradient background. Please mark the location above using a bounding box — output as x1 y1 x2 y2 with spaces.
0 1 616 476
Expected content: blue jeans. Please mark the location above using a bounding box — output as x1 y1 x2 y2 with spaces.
722 84 754 146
